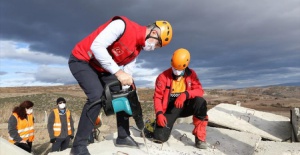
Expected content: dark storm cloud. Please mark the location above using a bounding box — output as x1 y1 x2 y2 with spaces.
1 0 299 88
0 71 7 76
1 0 177 57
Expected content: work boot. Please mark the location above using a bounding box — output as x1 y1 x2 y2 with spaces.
195 136 208 149
69 145 90 155
116 136 143 148
141 127 154 139
192 115 208 149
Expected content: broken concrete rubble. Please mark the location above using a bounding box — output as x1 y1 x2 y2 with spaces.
208 103 291 141
1 103 299 155
291 108 300 142
254 141 300 155
0 137 31 155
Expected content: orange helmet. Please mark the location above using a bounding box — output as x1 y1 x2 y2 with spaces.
155 20 172 47
171 48 190 70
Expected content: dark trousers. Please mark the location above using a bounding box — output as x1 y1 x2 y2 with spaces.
88 130 95 143
51 137 70 152
68 54 130 148
154 97 207 142
15 141 32 153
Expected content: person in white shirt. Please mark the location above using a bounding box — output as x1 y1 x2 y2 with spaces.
68 16 173 155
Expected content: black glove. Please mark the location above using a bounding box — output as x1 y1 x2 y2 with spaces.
69 135 74 139
50 138 56 143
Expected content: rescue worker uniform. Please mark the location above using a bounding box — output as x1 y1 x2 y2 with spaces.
153 67 208 149
8 112 34 153
48 108 75 152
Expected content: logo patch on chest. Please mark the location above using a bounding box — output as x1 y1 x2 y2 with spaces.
112 47 124 56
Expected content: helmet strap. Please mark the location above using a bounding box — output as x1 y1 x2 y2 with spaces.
146 27 162 47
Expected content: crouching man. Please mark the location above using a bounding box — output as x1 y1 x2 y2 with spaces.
151 48 208 149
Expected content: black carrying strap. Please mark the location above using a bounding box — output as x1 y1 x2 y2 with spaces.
86 99 103 126
102 80 121 116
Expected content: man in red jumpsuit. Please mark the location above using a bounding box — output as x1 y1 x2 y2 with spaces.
68 16 173 154
152 48 208 149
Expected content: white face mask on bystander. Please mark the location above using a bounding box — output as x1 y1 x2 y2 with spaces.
26 108 33 115
58 103 66 109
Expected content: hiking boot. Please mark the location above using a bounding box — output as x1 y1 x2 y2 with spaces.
116 136 143 148
141 128 154 139
195 137 208 149
70 145 90 155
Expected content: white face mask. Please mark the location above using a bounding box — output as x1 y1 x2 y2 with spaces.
143 39 156 51
172 67 185 76
26 108 33 115
58 103 66 109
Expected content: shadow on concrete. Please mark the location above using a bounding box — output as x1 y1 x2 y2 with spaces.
171 125 257 155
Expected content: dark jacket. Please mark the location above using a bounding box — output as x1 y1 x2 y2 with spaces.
47 108 75 139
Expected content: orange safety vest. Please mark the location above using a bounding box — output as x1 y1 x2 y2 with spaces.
9 113 34 143
53 108 72 137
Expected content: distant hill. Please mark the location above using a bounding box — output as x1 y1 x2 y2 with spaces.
273 82 300 86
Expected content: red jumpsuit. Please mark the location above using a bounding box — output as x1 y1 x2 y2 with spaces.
153 67 208 142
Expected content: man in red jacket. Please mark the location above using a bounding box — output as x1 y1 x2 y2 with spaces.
152 48 208 149
68 16 172 155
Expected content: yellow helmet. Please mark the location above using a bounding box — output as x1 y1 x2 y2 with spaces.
155 20 173 47
171 48 190 70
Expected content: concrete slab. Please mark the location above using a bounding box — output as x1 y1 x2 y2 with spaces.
176 115 193 124
254 141 300 155
177 124 262 155
49 124 261 155
208 103 291 141
291 108 300 142
0 137 31 155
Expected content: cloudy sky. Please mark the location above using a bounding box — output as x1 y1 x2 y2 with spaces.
1 0 299 89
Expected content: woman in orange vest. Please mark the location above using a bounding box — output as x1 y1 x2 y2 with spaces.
47 97 75 152
8 100 35 153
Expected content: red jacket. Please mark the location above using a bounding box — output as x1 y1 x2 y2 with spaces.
153 67 204 114
71 16 146 72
